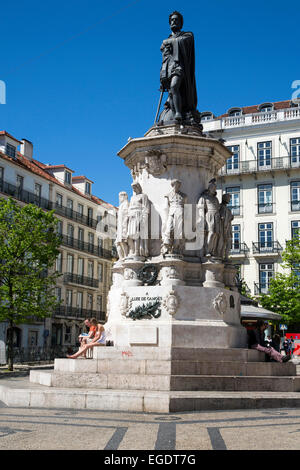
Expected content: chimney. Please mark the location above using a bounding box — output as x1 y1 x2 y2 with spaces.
20 139 33 161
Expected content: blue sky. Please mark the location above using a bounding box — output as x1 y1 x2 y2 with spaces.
1 0 299 206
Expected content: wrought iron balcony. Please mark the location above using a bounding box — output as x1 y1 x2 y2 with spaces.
230 242 249 255
257 202 274 214
0 178 116 233
254 282 271 295
291 200 300 212
59 234 115 260
53 305 106 321
63 273 99 288
252 241 283 254
219 156 300 177
0 179 52 210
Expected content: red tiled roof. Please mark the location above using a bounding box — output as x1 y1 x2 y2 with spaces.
217 99 292 119
0 150 117 209
0 131 22 143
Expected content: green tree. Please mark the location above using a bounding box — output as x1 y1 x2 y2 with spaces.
0 198 62 370
259 235 300 325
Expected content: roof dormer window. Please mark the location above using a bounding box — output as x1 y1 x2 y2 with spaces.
228 108 242 117
200 112 214 122
64 171 71 185
6 143 16 159
259 103 273 113
85 182 91 195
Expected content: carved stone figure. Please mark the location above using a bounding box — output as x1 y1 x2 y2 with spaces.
198 178 220 257
158 11 200 126
217 193 234 260
161 179 187 255
116 191 129 261
127 182 150 258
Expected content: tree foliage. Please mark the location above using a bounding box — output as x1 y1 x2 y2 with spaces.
259 234 300 325
0 198 62 369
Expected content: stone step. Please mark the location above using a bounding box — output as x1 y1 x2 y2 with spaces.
171 375 300 392
94 347 266 363
30 370 300 392
53 358 296 377
2 378 300 412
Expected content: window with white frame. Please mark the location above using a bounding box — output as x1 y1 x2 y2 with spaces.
64 171 71 184
98 263 103 282
231 224 241 252
55 287 61 302
225 187 240 215
259 263 274 294
56 193 63 207
66 290 73 308
77 258 84 277
6 143 16 159
291 181 300 211
87 293 93 311
76 292 83 312
16 175 24 192
78 203 84 216
226 145 240 173
257 184 273 213
258 222 273 250
257 141 272 169
87 261 94 279
290 138 300 167
97 295 102 312
85 182 91 195
292 221 300 239
57 219 63 236
56 252 62 273
67 254 74 274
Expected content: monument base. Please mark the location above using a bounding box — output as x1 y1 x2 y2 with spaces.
106 285 247 352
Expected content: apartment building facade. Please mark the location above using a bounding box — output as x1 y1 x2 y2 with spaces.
201 100 300 296
0 131 117 351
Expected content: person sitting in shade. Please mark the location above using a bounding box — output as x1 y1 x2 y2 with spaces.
248 320 291 363
67 322 106 359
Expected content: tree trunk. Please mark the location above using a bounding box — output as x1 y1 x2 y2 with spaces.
7 319 14 371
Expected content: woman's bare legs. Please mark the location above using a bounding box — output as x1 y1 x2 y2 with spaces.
67 342 105 359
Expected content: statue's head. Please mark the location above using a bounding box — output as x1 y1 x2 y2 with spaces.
222 193 231 205
208 178 217 194
119 191 128 203
169 11 183 32
171 179 181 191
131 182 142 194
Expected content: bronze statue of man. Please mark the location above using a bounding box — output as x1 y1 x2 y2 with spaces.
159 11 200 126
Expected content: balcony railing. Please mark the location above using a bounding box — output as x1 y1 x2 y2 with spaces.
219 156 300 176
291 200 300 212
53 305 106 321
0 178 116 233
63 273 99 288
59 234 115 260
254 282 271 295
0 179 52 210
230 242 249 255
257 202 274 214
252 241 283 254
